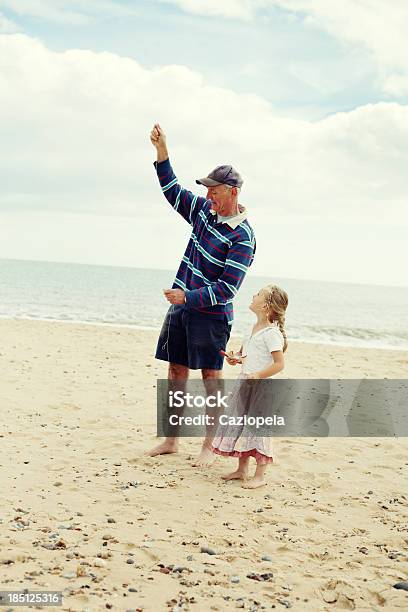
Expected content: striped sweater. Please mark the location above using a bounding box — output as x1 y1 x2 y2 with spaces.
155 158 256 325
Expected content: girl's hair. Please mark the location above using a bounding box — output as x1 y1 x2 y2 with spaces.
263 284 289 352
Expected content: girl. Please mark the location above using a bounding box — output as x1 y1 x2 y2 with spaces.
212 284 288 489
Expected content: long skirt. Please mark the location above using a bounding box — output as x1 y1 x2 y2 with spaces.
212 375 275 464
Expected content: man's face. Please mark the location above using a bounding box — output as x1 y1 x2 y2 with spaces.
206 184 235 215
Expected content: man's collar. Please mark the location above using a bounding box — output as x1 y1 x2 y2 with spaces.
209 204 247 229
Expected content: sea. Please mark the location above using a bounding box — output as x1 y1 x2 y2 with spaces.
1 259 408 351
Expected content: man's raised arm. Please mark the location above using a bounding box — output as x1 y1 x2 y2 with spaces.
150 122 169 163
150 123 205 226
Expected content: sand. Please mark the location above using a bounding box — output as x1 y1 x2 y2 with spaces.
0 319 407 611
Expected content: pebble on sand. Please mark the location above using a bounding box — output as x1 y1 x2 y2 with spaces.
393 581 408 591
277 599 292 609
246 572 273 582
200 546 217 555
62 571 77 579
76 565 87 577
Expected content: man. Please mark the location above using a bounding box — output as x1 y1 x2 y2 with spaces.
147 123 256 466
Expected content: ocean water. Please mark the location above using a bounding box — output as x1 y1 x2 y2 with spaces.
1 259 408 350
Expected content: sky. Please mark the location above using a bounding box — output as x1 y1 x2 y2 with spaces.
0 0 407 286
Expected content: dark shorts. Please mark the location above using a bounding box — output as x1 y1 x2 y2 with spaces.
155 305 231 370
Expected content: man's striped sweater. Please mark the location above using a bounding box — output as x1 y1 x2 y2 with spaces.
154 158 256 325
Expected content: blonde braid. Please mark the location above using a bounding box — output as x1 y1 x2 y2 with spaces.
277 316 288 353
264 284 289 353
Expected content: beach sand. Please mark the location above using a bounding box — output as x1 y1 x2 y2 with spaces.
1 319 407 611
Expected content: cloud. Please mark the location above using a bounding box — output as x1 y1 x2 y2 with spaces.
270 0 408 97
0 33 407 284
1 0 140 25
4 0 408 96
0 33 407 222
0 11 20 32
158 0 408 97
5 1 408 95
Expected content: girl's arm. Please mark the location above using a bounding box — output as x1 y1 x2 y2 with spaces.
246 351 284 379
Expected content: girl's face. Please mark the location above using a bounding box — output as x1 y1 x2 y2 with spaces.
249 288 269 313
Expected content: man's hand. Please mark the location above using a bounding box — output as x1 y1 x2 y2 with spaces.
150 124 168 162
163 288 185 305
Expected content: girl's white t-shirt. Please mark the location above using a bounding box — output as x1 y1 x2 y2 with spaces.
241 323 284 376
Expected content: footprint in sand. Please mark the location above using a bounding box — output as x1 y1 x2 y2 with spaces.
304 516 320 524
126 457 140 465
320 579 356 609
46 463 70 472
49 403 81 411
133 546 160 562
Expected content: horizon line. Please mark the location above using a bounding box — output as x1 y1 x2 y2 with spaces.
1 256 407 291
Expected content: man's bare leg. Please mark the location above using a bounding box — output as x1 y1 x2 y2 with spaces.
146 363 189 456
192 368 222 467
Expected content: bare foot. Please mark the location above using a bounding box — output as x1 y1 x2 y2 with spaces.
144 441 179 457
221 470 248 481
192 445 216 467
242 478 267 489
